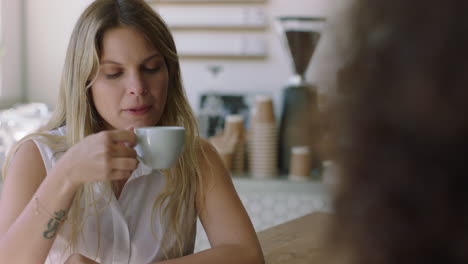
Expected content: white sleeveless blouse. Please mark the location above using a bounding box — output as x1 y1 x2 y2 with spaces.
32 127 196 264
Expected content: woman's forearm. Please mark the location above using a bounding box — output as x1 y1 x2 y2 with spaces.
0 169 80 264
154 245 264 264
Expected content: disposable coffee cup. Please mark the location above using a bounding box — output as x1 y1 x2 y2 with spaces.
225 115 244 136
134 126 185 169
253 96 275 123
289 146 312 180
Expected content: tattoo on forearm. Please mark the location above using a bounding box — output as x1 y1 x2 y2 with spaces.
43 210 67 239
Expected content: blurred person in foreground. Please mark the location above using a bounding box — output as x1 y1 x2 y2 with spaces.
325 0 468 263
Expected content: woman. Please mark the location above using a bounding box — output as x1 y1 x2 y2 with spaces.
0 0 264 263
327 0 468 263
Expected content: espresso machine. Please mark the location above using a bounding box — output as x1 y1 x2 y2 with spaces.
276 16 325 174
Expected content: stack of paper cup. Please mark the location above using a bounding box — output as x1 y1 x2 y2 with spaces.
225 115 245 174
248 96 278 179
289 146 312 181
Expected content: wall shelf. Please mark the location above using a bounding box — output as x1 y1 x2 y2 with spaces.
148 0 269 59
170 26 267 32
148 0 267 4
155 5 268 29
173 31 267 58
179 54 267 60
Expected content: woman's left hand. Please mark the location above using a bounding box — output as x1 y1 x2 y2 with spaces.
64 254 100 264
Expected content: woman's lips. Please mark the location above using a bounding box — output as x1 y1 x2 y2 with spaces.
124 105 152 116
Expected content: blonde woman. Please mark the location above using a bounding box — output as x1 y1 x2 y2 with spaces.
0 0 263 263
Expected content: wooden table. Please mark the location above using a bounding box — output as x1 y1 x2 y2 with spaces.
257 212 331 264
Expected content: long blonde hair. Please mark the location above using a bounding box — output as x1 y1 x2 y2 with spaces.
3 0 203 259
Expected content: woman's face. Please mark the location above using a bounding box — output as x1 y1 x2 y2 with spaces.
91 26 168 130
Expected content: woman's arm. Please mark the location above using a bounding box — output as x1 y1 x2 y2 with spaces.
0 140 79 264
0 130 138 264
155 139 264 264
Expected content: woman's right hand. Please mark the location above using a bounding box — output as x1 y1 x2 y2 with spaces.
64 254 100 264
52 129 138 189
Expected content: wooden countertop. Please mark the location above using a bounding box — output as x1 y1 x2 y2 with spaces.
257 212 331 264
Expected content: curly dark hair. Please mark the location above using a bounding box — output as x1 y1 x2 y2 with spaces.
329 0 468 263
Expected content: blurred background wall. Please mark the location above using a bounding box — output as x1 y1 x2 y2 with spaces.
13 0 337 114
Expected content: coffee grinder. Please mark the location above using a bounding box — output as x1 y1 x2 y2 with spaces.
276 16 325 175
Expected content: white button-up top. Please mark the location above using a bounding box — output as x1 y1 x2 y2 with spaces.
33 127 196 264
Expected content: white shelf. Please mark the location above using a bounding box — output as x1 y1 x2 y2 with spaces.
148 0 269 59
173 31 267 57
149 0 267 4
156 5 267 29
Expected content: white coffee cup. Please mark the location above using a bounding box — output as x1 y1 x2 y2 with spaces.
134 126 185 169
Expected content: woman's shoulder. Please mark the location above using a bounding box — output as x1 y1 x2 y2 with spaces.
25 127 66 151
4 138 47 181
21 126 66 143
9 126 68 173
194 137 226 177
30 126 66 144
194 137 218 158
9 126 65 157
42 126 66 137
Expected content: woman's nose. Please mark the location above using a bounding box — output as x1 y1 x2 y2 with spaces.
127 73 147 96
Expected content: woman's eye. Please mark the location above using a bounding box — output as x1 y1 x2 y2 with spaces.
105 72 122 79
144 64 162 73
